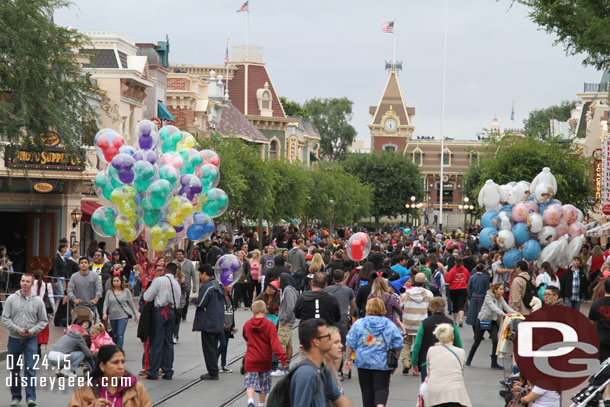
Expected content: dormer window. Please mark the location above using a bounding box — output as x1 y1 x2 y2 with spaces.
443 148 452 166
256 82 273 117
412 148 423 166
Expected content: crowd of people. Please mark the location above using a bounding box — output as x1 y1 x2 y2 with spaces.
3 225 610 407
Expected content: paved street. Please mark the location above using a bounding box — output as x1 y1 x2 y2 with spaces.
0 302 521 407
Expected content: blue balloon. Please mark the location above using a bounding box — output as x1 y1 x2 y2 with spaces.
186 224 205 240
481 210 499 229
480 227 498 249
504 248 523 269
500 204 514 220
522 239 542 261
512 222 530 246
540 199 561 215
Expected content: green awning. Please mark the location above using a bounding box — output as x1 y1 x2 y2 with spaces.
157 101 175 121
310 151 319 162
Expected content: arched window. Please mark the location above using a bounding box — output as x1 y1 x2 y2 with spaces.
443 148 452 166
412 148 423 166
262 91 271 110
269 140 278 159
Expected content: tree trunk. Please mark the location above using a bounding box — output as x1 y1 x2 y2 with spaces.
258 218 264 250
374 215 380 231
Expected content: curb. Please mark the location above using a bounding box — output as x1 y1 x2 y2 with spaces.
0 350 7 361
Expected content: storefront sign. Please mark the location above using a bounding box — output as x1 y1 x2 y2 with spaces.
32 182 54 193
6 147 84 171
287 135 298 163
602 137 610 206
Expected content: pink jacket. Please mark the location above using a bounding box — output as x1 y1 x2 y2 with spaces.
90 331 114 353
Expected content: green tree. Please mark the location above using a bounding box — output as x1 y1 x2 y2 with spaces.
512 1 610 69
466 134 593 211
343 152 423 229
279 97 309 118
0 0 109 154
304 97 357 161
267 159 311 225
523 100 578 139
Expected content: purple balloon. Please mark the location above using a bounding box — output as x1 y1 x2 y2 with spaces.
134 150 158 165
139 133 153 150
179 174 203 201
219 270 236 286
215 254 242 286
111 153 135 185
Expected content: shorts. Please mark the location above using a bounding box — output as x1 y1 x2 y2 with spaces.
244 371 272 394
450 289 468 312
278 322 294 349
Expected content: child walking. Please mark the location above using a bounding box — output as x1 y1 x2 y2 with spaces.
243 300 287 407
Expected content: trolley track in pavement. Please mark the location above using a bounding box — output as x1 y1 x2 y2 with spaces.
152 324 299 407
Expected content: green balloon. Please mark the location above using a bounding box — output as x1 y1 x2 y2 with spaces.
134 161 155 192
158 165 178 186
141 199 161 227
150 179 172 209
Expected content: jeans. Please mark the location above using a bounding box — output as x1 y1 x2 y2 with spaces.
110 318 129 349
182 293 190 321
217 330 231 367
420 364 428 382
563 297 581 311
53 277 65 304
357 368 392 407
148 307 175 378
201 332 220 377
8 336 38 402
173 309 182 339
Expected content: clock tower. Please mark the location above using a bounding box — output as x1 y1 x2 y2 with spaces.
368 68 415 153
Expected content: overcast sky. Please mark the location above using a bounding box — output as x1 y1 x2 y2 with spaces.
55 0 602 146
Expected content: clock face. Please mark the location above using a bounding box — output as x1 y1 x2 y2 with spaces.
384 118 397 132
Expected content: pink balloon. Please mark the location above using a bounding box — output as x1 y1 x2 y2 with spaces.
562 204 579 224
162 153 184 170
542 204 563 227
568 222 586 238
526 200 540 213
512 202 531 223
555 222 569 238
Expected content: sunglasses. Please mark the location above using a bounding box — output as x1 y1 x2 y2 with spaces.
315 333 331 341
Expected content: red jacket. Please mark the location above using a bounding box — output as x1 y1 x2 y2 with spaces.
243 316 287 372
445 266 471 290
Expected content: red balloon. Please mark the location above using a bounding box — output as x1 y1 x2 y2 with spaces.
209 156 220 167
351 247 364 261
104 146 120 163
351 240 362 248
97 135 110 149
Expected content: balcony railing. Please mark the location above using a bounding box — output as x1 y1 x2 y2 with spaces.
584 82 609 93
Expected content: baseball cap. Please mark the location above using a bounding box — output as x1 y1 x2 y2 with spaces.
269 279 279 290
414 273 427 283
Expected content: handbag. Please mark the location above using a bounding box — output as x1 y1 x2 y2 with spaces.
111 290 133 319
479 320 492 331
42 284 54 314
381 332 398 369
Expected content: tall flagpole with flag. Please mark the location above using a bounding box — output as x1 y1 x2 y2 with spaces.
236 0 249 58
439 0 449 232
381 20 395 67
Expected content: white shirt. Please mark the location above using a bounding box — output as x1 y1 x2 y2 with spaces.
530 386 560 407
535 272 560 290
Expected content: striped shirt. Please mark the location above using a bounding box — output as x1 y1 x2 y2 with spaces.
400 287 433 334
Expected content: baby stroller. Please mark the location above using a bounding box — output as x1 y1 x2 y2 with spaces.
71 305 95 328
570 358 610 407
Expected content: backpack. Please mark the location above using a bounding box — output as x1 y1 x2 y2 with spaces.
516 275 537 309
430 271 443 297
266 358 323 407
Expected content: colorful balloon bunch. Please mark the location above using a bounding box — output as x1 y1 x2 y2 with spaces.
91 121 228 251
477 167 585 269
346 232 372 262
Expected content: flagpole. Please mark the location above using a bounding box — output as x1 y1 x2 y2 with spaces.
392 18 397 68
439 0 448 233
246 1 250 60
225 36 230 99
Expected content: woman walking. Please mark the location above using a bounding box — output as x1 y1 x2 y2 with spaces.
248 249 262 299
103 273 139 349
465 283 517 369
344 298 403 407
368 277 404 332
425 323 472 407
466 264 489 334
445 257 471 327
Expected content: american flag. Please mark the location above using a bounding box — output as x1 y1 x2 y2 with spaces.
236 1 248 13
225 45 229 66
381 20 394 33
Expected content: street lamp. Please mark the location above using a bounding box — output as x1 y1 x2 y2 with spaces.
461 197 469 232
329 199 335 233
71 207 82 228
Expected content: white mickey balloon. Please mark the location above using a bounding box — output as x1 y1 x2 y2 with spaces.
530 167 557 197
496 230 515 249
527 212 544 233
478 179 502 211
537 226 557 246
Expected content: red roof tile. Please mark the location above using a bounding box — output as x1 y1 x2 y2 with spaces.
227 63 285 118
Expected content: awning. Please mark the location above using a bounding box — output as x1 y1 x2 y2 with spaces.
157 101 175 121
310 151 319 162
587 222 610 237
81 200 101 223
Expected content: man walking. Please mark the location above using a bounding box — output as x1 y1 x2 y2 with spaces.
176 249 197 321
2 273 48 407
287 239 307 290
400 273 432 375
509 261 535 316
143 262 181 380
193 264 225 380
433 209 439 226
560 256 587 311
290 319 352 407
67 257 103 321
90 250 111 322
294 272 341 325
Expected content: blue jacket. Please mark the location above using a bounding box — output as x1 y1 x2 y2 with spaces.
192 278 225 333
346 315 403 370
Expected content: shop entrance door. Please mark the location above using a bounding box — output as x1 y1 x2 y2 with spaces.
27 213 56 273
